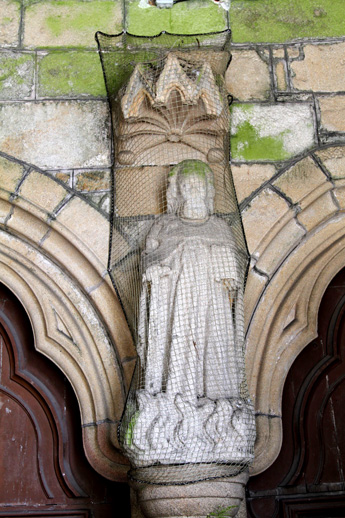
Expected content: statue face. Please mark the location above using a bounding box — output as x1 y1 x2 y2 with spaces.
179 174 207 203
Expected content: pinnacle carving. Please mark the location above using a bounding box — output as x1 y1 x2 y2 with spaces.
116 52 228 167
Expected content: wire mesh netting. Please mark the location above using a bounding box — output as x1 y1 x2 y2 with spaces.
96 30 256 485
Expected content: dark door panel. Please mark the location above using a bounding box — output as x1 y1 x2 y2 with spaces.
0 283 130 518
247 268 345 517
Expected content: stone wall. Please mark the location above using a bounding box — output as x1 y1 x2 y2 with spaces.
1 0 345 494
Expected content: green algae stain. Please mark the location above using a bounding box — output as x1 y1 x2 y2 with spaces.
127 0 227 36
231 121 290 161
38 51 106 97
231 0 345 43
0 54 32 86
125 411 139 447
0 54 35 99
44 1 122 39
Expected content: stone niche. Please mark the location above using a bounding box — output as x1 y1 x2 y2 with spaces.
97 30 255 518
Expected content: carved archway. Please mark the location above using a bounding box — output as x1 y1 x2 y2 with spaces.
245 145 345 475
0 154 135 481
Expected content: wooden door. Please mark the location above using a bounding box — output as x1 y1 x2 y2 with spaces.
0 282 130 517
247 268 345 517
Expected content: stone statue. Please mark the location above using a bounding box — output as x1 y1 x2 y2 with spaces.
121 160 255 468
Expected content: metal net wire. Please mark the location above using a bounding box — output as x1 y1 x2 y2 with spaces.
96 30 256 485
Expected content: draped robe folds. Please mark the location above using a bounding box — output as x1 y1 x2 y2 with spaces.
137 213 244 403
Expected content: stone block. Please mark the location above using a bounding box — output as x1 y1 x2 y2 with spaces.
333 179 345 209
242 188 289 254
230 1 345 43
273 156 327 203
275 60 287 91
0 0 20 46
255 217 305 277
231 163 276 203
55 197 109 266
273 48 285 59
0 198 11 224
315 147 345 179
9 204 52 244
24 1 122 48
54 170 72 185
38 51 106 98
0 156 24 196
225 50 271 101
287 46 301 59
19 171 68 214
75 170 111 192
318 95 345 133
0 51 35 101
115 166 169 216
297 191 338 231
126 0 227 36
291 42 345 92
0 101 111 170
231 103 315 161
244 266 267 329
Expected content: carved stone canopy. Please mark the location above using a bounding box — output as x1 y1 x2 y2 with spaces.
116 52 229 168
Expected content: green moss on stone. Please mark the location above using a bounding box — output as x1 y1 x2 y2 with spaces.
38 51 106 97
231 120 289 161
231 0 345 43
0 53 35 99
45 1 121 37
127 0 227 36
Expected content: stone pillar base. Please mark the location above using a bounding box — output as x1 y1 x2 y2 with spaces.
131 471 249 518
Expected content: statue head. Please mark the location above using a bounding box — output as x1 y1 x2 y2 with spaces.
167 160 215 216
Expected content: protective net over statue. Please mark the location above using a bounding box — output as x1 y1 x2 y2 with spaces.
96 31 256 485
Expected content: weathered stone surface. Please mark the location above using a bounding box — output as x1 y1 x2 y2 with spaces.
231 103 315 161
75 170 111 192
0 198 11 223
54 170 72 185
55 197 109 266
230 1 345 44
318 95 345 132
242 188 290 254
0 156 24 196
333 179 345 208
244 266 267 329
19 171 68 214
38 51 106 98
0 0 20 46
287 46 301 59
0 101 111 169
231 163 276 202
115 166 168 216
291 42 345 92
315 146 345 179
0 51 35 100
255 216 306 277
273 48 285 59
225 50 271 101
126 0 227 36
297 190 338 231
275 60 287 91
273 156 327 203
134 474 248 518
24 1 122 48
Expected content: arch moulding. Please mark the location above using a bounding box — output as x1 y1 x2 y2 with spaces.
245 149 345 475
0 155 135 482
